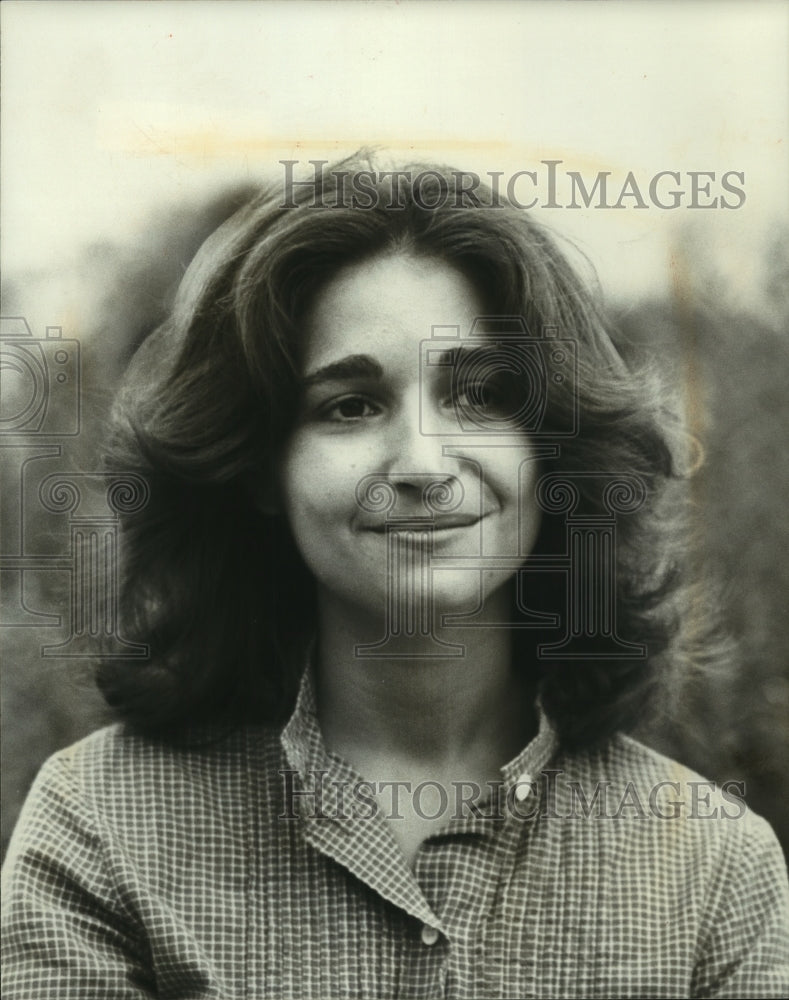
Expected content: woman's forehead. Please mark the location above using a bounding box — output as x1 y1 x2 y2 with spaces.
300 251 486 373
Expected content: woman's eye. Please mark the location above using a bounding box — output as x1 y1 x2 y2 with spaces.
322 395 379 422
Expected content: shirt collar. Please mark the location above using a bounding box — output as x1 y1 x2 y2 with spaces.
280 656 559 807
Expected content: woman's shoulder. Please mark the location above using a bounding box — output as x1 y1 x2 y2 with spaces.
551 730 785 870
43 720 280 770
17 722 286 835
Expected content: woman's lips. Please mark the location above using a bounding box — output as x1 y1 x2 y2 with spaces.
362 514 484 533
431 516 482 532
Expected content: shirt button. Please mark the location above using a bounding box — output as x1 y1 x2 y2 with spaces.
515 771 532 801
421 924 440 946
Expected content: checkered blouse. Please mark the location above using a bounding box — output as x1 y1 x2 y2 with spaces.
3 667 788 999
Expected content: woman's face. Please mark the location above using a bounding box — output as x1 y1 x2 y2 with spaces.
278 251 541 625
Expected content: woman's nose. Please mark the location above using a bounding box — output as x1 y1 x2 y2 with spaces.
349 385 475 522
382 396 454 485
368 398 467 520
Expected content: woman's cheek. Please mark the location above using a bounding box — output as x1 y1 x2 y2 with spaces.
280 438 353 532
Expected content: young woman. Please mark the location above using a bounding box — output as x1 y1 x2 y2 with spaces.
3 157 788 999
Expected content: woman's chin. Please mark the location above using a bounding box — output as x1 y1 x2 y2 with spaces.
322 567 513 634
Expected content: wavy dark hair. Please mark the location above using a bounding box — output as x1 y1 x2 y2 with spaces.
98 154 705 750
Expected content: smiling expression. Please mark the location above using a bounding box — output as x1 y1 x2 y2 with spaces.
278 252 541 626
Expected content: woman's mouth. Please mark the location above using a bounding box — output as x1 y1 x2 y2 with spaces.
363 514 484 534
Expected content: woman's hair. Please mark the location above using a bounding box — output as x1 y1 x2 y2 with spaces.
98 153 706 750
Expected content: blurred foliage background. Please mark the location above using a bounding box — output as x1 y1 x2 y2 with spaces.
2 194 788 860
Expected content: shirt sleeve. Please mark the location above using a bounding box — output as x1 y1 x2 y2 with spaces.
692 811 789 999
1 749 156 1000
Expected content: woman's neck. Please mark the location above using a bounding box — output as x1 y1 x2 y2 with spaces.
313 589 537 781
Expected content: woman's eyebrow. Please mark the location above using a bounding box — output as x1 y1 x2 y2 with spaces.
301 354 384 388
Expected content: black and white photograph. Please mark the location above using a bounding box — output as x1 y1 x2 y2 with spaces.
2 2 788 997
